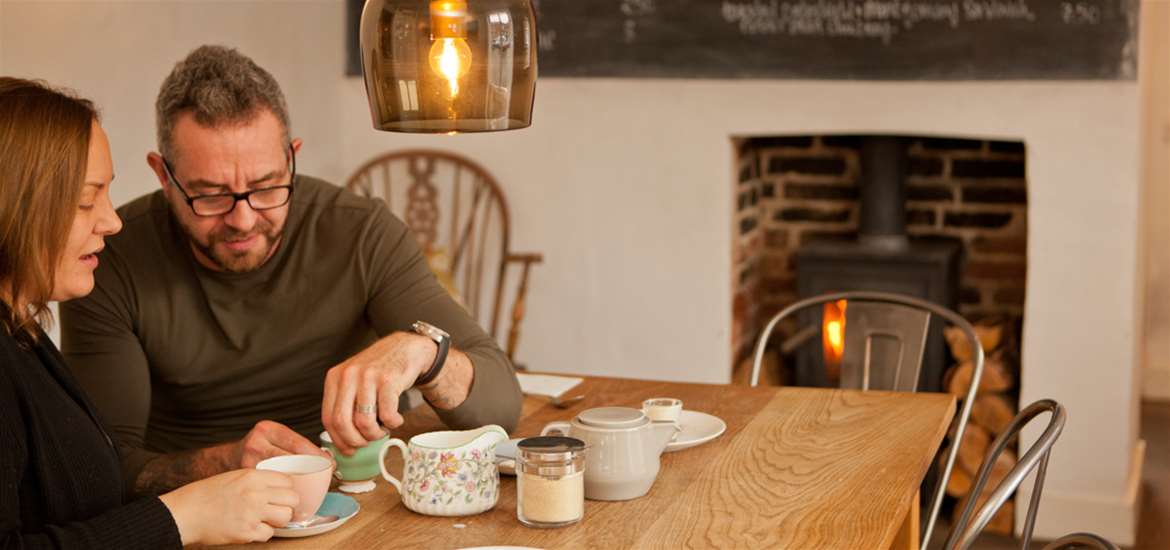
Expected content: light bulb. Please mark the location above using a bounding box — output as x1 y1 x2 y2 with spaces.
428 0 471 99
428 37 471 98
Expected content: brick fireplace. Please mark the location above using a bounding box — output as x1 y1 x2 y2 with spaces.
732 135 1028 387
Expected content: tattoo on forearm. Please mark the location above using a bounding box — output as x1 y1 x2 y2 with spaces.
425 391 463 410
419 351 474 410
133 444 231 496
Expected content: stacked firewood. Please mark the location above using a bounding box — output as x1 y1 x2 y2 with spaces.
941 319 1019 536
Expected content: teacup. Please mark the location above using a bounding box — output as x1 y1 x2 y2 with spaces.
320 431 392 493
642 398 683 423
380 425 508 516
255 454 333 523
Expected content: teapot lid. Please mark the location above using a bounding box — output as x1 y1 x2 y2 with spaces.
577 406 647 428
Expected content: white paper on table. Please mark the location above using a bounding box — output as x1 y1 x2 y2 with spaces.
515 373 583 398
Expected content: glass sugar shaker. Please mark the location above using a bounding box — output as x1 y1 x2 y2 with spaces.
516 436 587 528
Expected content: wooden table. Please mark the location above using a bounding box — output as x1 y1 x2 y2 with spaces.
260 376 954 549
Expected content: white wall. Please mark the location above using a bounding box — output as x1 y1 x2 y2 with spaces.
1141 0 1170 402
0 1 347 210
1 1 1145 543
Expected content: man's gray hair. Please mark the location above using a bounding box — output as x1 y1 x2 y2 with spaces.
156 45 291 161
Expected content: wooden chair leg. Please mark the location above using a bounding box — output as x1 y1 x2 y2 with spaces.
506 259 534 360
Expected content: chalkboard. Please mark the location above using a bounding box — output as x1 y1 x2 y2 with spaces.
347 0 363 76
531 0 1139 80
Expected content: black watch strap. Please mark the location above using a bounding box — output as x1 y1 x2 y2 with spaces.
415 337 449 386
413 321 450 386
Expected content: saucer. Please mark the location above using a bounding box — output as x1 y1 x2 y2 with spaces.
664 410 726 452
494 438 522 476
273 492 360 538
337 479 376 493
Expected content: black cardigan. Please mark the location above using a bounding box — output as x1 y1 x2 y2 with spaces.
0 323 181 549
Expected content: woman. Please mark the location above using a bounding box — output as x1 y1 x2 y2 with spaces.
0 77 301 547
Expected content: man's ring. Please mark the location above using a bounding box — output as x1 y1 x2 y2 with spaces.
355 404 376 415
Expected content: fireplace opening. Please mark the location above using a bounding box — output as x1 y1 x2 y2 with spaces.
793 136 961 391
732 135 1027 384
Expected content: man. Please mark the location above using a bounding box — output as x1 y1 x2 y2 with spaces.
61 45 522 496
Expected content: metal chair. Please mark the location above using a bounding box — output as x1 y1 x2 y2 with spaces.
749 290 985 549
1039 533 1121 550
346 149 542 360
944 399 1067 550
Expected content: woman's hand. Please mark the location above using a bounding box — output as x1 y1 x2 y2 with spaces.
159 468 299 546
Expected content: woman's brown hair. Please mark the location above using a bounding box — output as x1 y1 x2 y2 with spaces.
0 77 98 339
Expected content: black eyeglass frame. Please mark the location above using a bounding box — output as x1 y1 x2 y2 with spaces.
161 145 297 217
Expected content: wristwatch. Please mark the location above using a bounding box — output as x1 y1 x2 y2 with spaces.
412 321 450 386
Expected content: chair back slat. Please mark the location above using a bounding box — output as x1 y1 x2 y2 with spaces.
841 302 931 392
473 198 493 323
450 166 462 259
404 155 439 249
381 162 392 210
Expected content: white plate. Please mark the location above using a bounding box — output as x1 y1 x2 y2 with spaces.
515 373 583 398
273 492 359 538
664 410 727 452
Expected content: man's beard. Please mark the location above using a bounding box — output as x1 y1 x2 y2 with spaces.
186 219 283 273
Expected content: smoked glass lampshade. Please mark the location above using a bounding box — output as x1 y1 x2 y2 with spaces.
359 0 537 133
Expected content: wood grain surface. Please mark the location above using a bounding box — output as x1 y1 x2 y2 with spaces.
235 376 954 550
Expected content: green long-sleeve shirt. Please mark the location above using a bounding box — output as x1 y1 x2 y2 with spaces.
60 176 522 493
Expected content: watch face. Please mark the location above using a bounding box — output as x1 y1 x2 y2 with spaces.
413 321 450 340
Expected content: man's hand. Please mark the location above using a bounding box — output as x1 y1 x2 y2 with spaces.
233 420 329 468
321 331 475 455
321 332 431 455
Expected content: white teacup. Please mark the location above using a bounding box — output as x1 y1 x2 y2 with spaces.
642 397 683 423
255 454 333 523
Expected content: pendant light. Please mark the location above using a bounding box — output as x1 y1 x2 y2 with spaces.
359 0 538 133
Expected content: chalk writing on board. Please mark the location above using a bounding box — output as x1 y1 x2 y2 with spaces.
621 0 657 44
620 0 656 16
1061 1 1101 24
540 28 558 51
526 0 1136 80
719 0 1049 44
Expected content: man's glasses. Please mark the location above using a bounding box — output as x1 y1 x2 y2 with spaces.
162 145 296 217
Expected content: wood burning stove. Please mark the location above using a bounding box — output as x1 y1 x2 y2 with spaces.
794 136 961 392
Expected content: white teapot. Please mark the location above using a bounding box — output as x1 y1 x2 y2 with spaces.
542 407 680 501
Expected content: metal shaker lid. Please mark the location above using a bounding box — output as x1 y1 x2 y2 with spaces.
517 436 586 461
